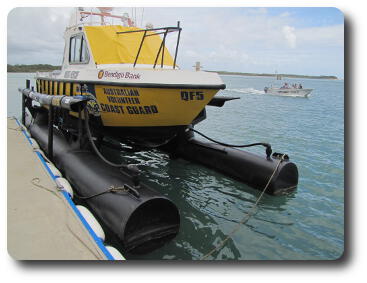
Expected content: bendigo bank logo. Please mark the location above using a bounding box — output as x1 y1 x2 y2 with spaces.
97 70 141 80
98 70 104 79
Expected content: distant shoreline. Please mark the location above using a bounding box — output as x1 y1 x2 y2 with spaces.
206 70 338 80
7 64 338 80
7 64 61 73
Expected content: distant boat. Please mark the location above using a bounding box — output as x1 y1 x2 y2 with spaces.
264 83 313 97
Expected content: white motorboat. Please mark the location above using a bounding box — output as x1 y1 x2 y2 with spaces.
264 84 313 97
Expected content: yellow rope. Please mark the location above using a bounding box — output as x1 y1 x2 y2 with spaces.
200 154 286 260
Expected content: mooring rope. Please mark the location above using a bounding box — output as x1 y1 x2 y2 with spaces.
31 177 63 200
7 126 22 131
33 149 52 163
200 154 286 260
74 185 129 200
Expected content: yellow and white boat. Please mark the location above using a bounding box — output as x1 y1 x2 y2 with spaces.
35 8 226 146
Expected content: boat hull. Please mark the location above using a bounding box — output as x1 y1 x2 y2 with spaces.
92 84 217 127
265 88 313 97
36 78 220 127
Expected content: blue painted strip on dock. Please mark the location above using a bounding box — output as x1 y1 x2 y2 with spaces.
14 118 33 144
60 190 115 260
15 118 115 260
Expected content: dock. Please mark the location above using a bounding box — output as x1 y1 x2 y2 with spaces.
7 117 108 260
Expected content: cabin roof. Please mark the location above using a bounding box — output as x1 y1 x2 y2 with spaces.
84 25 174 66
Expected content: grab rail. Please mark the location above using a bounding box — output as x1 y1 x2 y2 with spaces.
116 22 182 69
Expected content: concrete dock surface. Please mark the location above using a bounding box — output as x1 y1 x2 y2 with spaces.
7 117 107 260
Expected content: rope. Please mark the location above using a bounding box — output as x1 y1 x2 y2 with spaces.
74 185 129 200
31 177 62 200
200 154 286 260
7 126 22 131
33 149 52 163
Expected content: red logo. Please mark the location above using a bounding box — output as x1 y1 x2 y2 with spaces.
98 70 104 79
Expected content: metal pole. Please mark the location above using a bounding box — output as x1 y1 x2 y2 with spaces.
153 33 165 69
78 104 83 149
48 105 54 162
134 30 147 67
173 22 181 69
161 31 168 68
22 80 30 125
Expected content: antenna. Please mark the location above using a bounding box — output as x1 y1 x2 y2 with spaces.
192 62 203 71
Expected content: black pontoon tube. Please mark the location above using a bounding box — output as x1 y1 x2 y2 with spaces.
172 137 298 195
29 113 180 254
19 88 91 112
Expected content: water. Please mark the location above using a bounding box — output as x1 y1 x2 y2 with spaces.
7 73 344 260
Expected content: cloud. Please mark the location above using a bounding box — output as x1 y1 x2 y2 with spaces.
296 24 344 47
7 7 73 65
6 7 343 77
282 25 297 48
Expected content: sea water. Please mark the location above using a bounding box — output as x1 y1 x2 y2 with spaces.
7 73 344 260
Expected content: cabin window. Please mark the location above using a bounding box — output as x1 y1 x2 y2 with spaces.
81 37 90 62
69 34 90 64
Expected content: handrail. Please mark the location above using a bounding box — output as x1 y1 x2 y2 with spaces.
173 22 181 69
116 22 182 69
133 30 147 67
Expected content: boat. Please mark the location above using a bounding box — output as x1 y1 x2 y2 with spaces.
24 7 299 195
18 7 299 255
34 7 227 147
264 83 313 97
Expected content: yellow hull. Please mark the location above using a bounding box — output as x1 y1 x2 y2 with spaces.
94 85 218 127
36 79 219 127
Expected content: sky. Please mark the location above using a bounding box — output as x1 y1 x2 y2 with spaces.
7 7 344 78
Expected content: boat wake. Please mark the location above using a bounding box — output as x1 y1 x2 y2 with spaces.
226 88 265 95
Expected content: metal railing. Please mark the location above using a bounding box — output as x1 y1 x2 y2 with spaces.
116 21 182 69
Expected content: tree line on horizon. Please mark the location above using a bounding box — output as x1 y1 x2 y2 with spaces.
7 64 338 79
7 64 61 73
207 70 338 80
